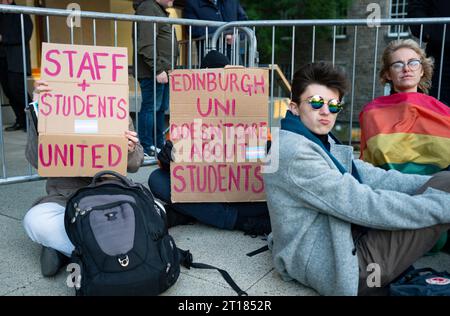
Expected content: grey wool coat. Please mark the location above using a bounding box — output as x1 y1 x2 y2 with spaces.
264 129 450 296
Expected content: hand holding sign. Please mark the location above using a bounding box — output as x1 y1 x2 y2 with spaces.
125 130 139 153
33 80 52 99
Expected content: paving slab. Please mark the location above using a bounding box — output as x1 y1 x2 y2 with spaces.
0 216 41 296
170 224 273 292
247 270 319 296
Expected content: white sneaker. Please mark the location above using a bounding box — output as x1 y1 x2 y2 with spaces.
150 145 161 154
149 145 161 155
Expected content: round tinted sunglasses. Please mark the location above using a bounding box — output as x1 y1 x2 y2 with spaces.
301 95 344 114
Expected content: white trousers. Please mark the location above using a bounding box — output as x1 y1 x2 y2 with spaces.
23 202 74 257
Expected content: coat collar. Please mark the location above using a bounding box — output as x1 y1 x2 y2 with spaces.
281 111 361 182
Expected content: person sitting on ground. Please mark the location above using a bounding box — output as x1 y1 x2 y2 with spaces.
360 39 450 174
23 80 144 277
263 61 450 296
359 39 450 253
148 50 271 236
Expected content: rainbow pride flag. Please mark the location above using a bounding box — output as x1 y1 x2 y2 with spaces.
359 92 450 175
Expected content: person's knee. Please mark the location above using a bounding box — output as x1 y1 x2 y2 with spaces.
431 223 450 239
148 169 171 202
23 206 47 243
420 171 450 194
429 171 450 182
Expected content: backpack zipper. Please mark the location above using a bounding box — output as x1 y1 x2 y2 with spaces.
70 201 130 224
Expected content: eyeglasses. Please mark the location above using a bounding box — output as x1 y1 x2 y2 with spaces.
301 95 344 114
389 59 422 72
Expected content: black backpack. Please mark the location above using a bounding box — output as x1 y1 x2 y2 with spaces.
64 171 246 296
390 267 450 296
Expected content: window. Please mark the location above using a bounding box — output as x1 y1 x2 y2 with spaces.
389 0 409 37
335 25 347 39
335 2 348 39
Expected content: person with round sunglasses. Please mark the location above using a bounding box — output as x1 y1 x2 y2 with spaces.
263 62 450 296
360 39 450 253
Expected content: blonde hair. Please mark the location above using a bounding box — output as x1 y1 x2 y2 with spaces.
380 39 434 94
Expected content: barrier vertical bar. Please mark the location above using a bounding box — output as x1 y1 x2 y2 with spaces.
70 16 74 44
0 85 7 178
311 25 316 62
198 40 202 68
244 36 248 67
171 24 175 70
134 22 139 133
46 15 50 42
437 24 447 100
188 25 192 69
114 20 118 47
395 0 400 36
153 22 157 156
371 26 379 99
332 25 336 66
236 29 240 65
349 26 358 146
419 24 423 47
253 26 256 65
291 26 295 82
21 14 32 175
93 19 96 45
231 27 237 65
219 32 224 54
205 26 209 55
270 26 275 130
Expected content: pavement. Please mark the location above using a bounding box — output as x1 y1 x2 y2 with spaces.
1 129 450 296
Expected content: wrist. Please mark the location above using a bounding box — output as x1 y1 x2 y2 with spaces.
32 91 40 102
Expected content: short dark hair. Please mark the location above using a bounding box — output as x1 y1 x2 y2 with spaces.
290 62 349 104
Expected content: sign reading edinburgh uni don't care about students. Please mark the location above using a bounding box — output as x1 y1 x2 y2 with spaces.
38 42 129 177
169 66 269 203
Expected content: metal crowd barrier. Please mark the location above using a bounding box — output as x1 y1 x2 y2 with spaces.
1 4 450 185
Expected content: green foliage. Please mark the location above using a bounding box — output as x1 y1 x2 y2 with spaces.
240 0 353 63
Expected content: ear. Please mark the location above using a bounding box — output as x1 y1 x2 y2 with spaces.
289 102 300 116
384 70 392 82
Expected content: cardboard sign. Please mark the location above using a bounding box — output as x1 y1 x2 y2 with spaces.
169 67 269 202
38 43 129 177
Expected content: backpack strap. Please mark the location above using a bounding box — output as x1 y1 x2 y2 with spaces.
178 248 248 296
246 245 269 257
403 267 439 281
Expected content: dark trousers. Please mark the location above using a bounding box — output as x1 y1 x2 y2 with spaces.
148 168 269 230
138 78 169 152
0 58 29 127
357 171 450 295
